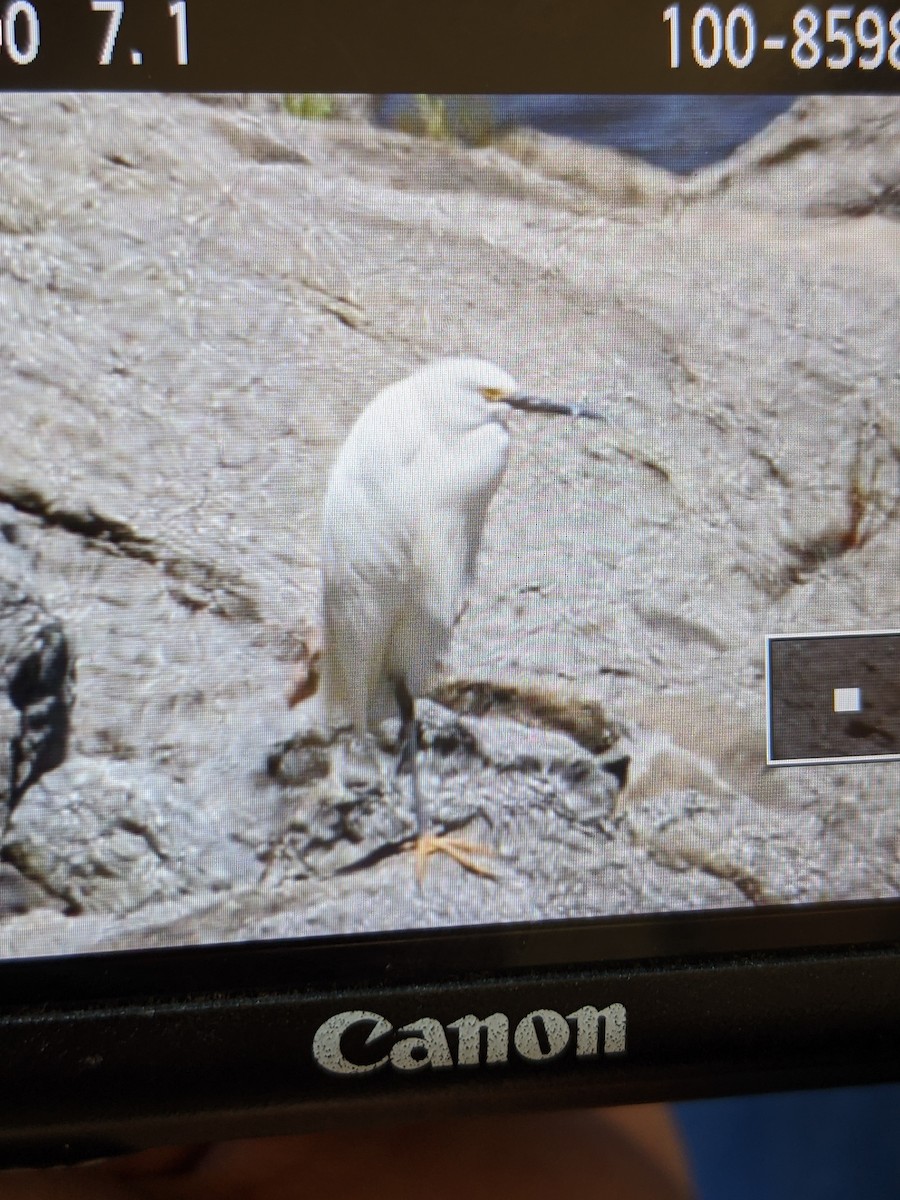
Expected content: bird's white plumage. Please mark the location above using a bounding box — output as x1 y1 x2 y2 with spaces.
315 357 516 733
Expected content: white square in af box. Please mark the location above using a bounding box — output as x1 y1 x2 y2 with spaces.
833 687 862 714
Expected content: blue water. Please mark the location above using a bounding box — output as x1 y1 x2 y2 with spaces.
381 95 795 174
676 1083 900 1200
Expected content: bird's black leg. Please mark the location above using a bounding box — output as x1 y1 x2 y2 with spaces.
392 676 425 837
393 678 494 885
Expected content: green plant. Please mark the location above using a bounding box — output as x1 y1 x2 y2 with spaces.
283 94 335 120
395 95 499 146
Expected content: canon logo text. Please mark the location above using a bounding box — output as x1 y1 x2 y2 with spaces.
312 1003 627 1076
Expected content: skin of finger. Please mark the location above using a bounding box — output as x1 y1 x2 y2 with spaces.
0 1147 208 1200
107 1147 212 1180
185 1110 692 1200
0 1166 158 1200
161 1108 692 1200
0 1106 695 1200
600 1103 693 1189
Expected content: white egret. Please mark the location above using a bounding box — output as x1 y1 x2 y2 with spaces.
293 357 600 882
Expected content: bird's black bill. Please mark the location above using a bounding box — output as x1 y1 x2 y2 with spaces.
507 393 604 420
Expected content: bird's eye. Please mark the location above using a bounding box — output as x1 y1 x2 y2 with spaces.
479 386 508 402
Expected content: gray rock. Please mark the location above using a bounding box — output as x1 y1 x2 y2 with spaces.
263 700 621 887
0 580 73 824
0 862 60 917
4 757 246 915
688 95 900 218
0 93 896 956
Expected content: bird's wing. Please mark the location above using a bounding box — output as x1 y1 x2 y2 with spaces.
320 395 424 728
323 394 424 581
320 395 507 723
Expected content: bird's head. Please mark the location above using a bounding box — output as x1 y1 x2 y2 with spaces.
412 357 602 423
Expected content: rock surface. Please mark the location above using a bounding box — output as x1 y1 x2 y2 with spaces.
0 581 73 818
0 93 897 957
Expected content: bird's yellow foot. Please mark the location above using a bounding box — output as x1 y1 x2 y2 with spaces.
410 832 496 885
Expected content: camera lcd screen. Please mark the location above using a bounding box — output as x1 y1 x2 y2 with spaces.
0 90 897 963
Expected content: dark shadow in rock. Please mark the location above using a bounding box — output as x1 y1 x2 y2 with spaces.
332 836 415 876
0 583 76 823
264 694 625 892
8 624 72 806
266 737 331 787
0 859 58 916
601 756 631 789
434 678 618 755
421 718 481 760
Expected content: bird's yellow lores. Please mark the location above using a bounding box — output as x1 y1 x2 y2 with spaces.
298 357 601 883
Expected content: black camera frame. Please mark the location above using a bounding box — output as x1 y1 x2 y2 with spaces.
0 0 898 1168
0 899 896 1165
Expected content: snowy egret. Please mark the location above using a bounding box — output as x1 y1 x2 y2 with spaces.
294 356 601 881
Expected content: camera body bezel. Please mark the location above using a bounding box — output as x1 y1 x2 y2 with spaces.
0 0 898 1167
0 899 896 1165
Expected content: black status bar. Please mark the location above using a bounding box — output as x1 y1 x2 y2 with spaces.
0 0 899 91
